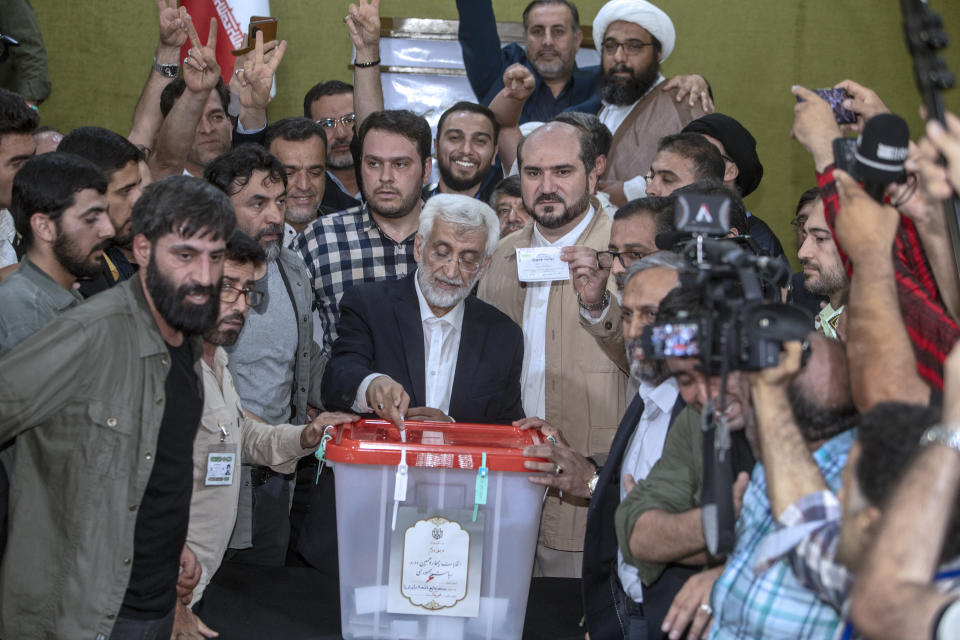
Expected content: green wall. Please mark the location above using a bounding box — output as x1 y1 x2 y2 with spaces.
29 0 960 256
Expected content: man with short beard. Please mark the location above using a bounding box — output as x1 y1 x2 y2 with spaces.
264 117 334 247
798 195 850 340
478 121 627 578
58 126 146 296
0 152 111 354
204 144 327 567
0 175 234 639
456 0 598 123
296 109 434 354
427 101 502 203
303 80 363 211
589 0 707 206
519 252 685 639
322 194 523 426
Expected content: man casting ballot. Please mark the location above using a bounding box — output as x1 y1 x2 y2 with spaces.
322 194 524 425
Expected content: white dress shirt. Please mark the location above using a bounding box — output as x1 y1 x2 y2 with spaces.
617 376 680 602
354 269 466 416
520 207 595 419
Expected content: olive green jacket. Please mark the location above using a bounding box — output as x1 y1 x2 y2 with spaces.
614 405 703 586
0 276 202 639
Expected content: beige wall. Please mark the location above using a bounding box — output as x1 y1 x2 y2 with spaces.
29 0 960 255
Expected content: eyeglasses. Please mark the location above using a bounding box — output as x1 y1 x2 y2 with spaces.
316 113 356 129
429 248 483 274
597 250 647 270
220 282 263 306
601 39 654 56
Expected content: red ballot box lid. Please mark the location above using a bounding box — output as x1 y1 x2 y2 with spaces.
324 419 548 472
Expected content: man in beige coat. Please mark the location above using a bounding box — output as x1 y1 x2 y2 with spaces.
478 122 626 577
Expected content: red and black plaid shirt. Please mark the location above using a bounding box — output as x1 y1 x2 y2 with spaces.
817 165 959 390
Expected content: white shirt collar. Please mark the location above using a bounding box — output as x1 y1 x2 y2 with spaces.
637 376 679 415
531 205 595 249
413 268 466 330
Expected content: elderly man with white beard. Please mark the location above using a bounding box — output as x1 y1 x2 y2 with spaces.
321 194 524 425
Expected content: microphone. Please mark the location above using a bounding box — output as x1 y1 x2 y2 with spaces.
853 113 910 201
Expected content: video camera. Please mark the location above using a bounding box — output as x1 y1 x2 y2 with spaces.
642 192 811 376
641 191 813 556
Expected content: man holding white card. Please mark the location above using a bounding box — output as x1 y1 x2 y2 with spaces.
478 122 627 578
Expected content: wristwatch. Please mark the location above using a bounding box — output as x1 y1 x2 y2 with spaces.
587 471 600 497
578 289 610 313
585 457 601 497
920 424 960 454
153 56 179 78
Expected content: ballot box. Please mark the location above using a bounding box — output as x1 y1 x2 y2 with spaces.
324 419 547 640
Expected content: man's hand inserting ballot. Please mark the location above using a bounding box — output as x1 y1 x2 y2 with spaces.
366 374 410 429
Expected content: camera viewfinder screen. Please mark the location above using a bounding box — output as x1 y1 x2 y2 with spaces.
652 322 700 357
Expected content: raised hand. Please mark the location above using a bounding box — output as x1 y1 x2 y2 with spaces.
346 0 381 55
502 63 536 103
233 30 287 111
156 0 188 49
834 79 890 134
182 14 221 94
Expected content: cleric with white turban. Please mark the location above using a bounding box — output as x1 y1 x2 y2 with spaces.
592 0 676 61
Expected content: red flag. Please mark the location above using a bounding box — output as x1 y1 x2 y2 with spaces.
179 0 270 85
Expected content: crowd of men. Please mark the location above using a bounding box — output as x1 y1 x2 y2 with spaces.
1 0 960 638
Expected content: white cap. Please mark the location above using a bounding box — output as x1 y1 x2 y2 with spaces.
592 0 676 62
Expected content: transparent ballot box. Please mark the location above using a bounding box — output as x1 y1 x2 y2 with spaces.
324 419 548 640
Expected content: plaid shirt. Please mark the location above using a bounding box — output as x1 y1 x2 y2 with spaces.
818 167 960 390
709 429 855 640
294 205 418 353
756 478 960 640
754 490 849 612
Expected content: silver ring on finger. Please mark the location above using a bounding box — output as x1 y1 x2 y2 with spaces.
234 68 244 77
377 402 384 411
555 464 564 475
699 603 713 616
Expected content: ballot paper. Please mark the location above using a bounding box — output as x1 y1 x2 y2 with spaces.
516 247 570 283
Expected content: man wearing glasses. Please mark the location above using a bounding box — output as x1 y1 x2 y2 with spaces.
589 0 709 207
178 230 355 636
303 80 363 211
563 195 675 380
322 194 523 426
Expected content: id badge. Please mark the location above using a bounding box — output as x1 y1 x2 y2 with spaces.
205 443 238 486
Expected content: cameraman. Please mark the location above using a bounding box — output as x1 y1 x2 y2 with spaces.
615 282 859 639
791 84 959 406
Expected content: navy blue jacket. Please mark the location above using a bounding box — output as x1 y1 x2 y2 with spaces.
456 0 600 123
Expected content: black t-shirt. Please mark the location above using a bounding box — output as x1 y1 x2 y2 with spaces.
119 339 202 619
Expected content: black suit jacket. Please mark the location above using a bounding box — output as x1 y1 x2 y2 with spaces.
582 391 686 640
321 273 524 424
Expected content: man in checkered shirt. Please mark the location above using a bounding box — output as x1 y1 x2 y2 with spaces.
294 110 433 354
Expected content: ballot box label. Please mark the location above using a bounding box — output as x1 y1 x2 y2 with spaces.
387 508 484 617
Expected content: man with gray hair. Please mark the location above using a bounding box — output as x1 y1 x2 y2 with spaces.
322 193 524 424
522 251 685 639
